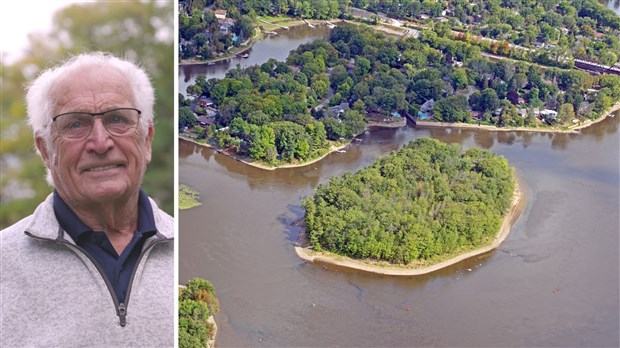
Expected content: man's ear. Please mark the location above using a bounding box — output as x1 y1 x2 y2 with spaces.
35 135 51 168
145 123 154 164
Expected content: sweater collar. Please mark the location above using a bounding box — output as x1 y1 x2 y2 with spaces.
25 191 173 241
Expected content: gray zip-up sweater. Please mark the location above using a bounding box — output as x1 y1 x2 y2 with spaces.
0 193 174 347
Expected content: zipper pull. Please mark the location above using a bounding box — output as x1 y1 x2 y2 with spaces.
118 303 127 327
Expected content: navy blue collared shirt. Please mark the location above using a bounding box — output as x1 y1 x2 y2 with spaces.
53 189 157 304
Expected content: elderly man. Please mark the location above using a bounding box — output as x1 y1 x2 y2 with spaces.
0 52 174 347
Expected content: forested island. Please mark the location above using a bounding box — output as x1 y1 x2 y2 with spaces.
179 278 220 348
297 138 522 274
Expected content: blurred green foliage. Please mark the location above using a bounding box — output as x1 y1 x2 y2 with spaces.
1 1 175 229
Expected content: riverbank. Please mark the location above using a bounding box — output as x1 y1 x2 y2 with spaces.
415 102 620 134
294 179 525 276
179 135 349 171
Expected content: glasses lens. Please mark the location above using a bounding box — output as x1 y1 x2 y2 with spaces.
103 109 140 136
54 108 140 139
55 113 93 140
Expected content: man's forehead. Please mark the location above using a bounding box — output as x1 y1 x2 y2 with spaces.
50 65 133 110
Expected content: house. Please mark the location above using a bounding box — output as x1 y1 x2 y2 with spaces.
327 102 350 117
578 101 594 115
585 88 599 101
347 58 356 70
219 18 235 34
540 109 558 123
214 9 227 20
199 96 214 108
441 7 455 16
420 99 435 114
196 115 216 126
470 110 483 120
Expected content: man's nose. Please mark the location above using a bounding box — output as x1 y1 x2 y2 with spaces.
86 118 113 153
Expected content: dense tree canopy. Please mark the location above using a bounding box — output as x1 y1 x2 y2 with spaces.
303 138 515 265
352 0 619 66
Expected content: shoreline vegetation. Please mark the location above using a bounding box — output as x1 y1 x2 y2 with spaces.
180 99 619 171
294 179 525 276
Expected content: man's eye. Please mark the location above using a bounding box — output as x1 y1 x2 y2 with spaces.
108 114 129 124
65 119 87 129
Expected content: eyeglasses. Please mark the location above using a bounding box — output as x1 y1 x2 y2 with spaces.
52 108 141 140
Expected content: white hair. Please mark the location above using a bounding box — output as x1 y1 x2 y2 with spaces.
25 52 155 186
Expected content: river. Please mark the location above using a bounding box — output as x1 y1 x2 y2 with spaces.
179 25 619 347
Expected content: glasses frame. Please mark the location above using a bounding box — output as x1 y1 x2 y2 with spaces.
51 107 142 140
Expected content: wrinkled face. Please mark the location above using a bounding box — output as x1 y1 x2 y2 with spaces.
36 66 153 207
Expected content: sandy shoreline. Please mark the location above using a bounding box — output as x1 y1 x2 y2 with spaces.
179 135 349 171
207 315 217 348
294 180 525 276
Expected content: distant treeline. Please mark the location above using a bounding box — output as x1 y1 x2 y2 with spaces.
302 138 515 265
